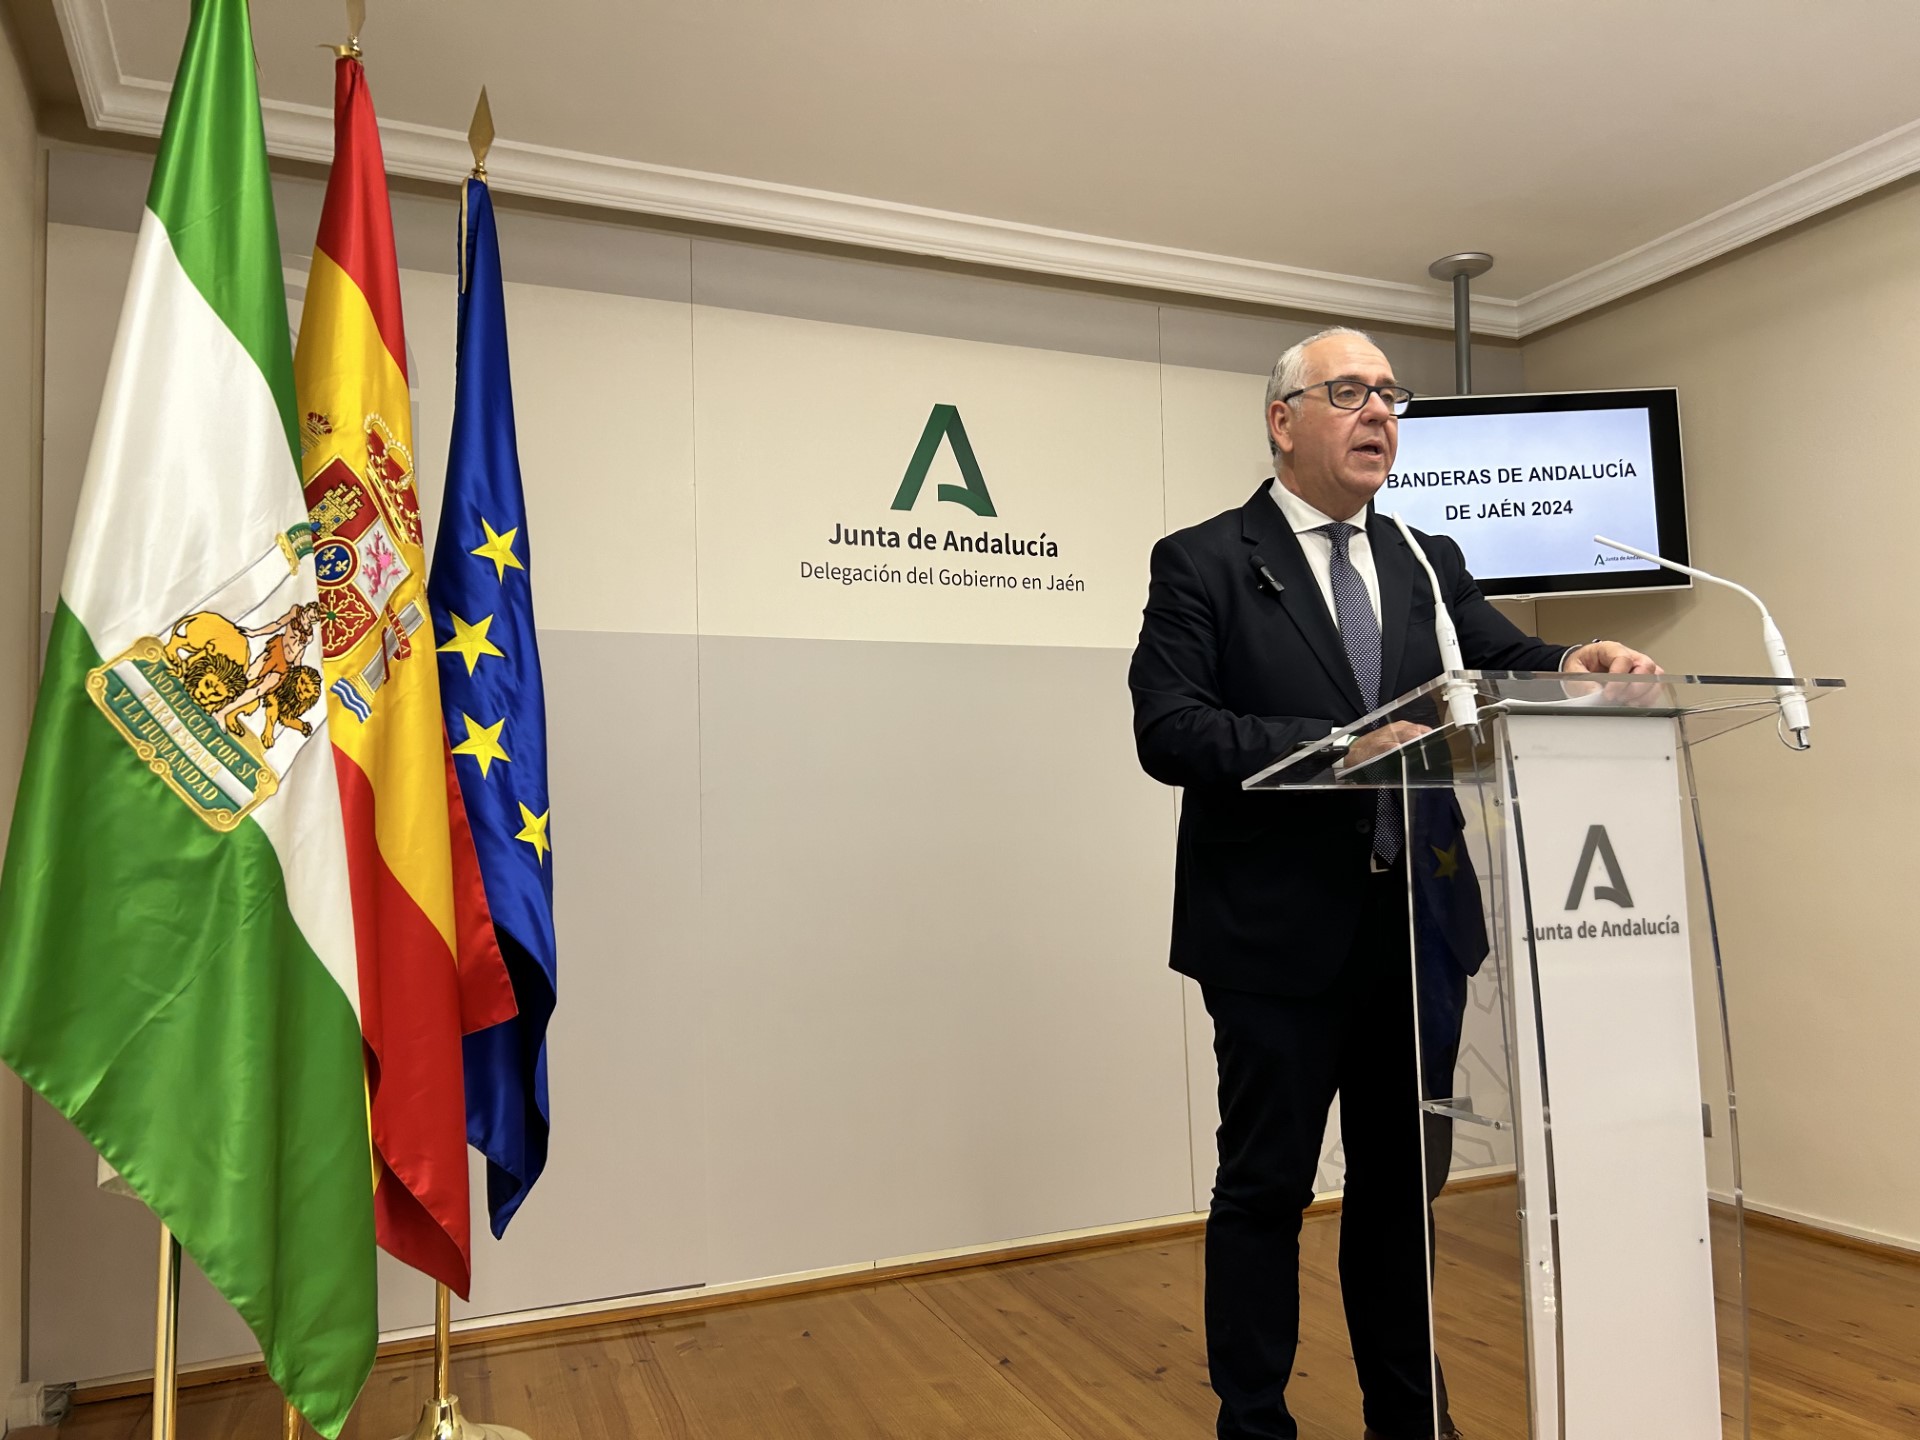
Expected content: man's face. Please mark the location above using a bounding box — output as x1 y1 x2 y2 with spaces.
1269 336 1399 519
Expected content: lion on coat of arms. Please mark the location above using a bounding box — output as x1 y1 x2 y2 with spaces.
165 602 326 749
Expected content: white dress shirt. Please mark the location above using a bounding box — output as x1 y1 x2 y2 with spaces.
1269 480 1381 629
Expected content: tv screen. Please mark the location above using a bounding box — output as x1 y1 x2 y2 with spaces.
1379 388 1689 599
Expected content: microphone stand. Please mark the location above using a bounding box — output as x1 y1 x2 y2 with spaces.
1593 535 1811 749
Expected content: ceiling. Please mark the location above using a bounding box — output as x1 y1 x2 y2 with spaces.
43 0 1920 335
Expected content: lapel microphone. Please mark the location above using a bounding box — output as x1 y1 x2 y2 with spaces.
1249 554 1285 597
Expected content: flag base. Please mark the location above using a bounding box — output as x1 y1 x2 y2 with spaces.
387 1285 532 1440
397 1394 530 1440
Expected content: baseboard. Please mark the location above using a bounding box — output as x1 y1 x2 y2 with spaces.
1709 1190 1920 1263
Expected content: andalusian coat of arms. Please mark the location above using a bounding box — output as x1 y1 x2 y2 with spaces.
86 524 324 831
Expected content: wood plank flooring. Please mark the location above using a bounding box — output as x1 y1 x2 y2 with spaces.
52 1186 1920 1439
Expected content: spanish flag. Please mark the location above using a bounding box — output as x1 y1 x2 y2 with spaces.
297 50 516 1297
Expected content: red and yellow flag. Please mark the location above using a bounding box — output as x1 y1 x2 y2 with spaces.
297 52 516 1297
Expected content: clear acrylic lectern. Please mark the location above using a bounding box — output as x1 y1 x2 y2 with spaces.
1243 671 1844 1440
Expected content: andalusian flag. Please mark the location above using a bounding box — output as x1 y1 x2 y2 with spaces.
298 48 516 1298
432 175 560 1236
0 0 374 1432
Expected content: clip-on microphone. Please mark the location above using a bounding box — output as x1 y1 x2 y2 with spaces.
1249 554 1285 597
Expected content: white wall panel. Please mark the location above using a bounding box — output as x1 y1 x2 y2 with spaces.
691 306 1165 649
458 631 708 1320
695 637 1190 1284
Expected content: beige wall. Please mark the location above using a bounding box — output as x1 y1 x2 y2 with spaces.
0 9 39 1408
1525 181 1920 1247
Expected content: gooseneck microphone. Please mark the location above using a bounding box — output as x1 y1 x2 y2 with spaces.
1249 554 1285 596
1386 514 1481 737
1593 535 1810 749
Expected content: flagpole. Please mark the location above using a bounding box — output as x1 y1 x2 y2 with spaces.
390 1283 530 1440
152 1225 181 1440
284 1398 303 1438
433 1282 451 1414
385 85 528 1440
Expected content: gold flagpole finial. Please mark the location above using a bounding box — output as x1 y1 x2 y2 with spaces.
330 0 367 59
468 87 495 180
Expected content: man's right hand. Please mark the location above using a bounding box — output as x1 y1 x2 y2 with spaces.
1346 721 1432 766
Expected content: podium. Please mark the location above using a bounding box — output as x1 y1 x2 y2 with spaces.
1242 671 1843 1440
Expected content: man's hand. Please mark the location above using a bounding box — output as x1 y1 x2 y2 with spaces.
1347 721 1432 766
1563 641 1661 676
1562 640 1664 707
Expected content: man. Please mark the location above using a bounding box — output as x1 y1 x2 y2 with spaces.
1127 327 1658 1440
214 600 324 738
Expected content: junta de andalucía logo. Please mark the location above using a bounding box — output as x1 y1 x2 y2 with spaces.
822 404 1062 561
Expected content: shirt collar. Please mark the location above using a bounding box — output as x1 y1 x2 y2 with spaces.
1270 477 1369 536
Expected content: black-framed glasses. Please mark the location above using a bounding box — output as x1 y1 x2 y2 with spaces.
1282 380 1415 415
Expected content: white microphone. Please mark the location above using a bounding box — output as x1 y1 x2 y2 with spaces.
1388 514 1481 737
1593 535 1811 749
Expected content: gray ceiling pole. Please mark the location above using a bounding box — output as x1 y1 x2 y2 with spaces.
1428 252 1493 395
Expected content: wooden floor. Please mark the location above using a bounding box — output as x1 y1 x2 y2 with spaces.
53 1186 1920 1439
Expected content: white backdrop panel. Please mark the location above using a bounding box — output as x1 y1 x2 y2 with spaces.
695 637 1191 1283
690 306 1165 649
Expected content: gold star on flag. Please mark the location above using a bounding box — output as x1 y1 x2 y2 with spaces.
472 518 525 582
438 611 505 675
1431 842 1460 880
515 802 552 865
452 713 511 777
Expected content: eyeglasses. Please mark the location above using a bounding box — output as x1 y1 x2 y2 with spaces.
1282 380 1415 416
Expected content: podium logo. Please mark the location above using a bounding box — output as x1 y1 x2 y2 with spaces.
890 404 997 518
1564 824 1634 909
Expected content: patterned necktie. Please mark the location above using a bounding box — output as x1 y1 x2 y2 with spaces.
1317 522 1402 865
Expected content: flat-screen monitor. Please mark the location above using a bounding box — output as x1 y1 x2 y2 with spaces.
1380 388 1689 599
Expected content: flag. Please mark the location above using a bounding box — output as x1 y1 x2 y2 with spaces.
0 0 375 1431
430 176 559 1236
297 51 516 1297
1410 788 1488 1101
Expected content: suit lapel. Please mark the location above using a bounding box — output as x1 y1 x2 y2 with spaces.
1241 481 1365 713
1371 507 1415 698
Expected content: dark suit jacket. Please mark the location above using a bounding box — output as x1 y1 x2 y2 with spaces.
1128 478 1566 996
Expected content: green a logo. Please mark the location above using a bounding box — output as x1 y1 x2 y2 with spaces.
890 404 997 518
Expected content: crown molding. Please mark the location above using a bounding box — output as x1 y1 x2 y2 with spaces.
55 0 1920 342
53 0 1516 337
1514 115 1920 334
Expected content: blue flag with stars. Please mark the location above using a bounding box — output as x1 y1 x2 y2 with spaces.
428 177 557 1236
1409 788 1487 1104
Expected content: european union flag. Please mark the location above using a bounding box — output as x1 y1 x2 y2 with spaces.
1409 788 1488 1104
428 177 557 1236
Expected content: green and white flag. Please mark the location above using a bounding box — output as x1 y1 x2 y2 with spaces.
0 0 375 1431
